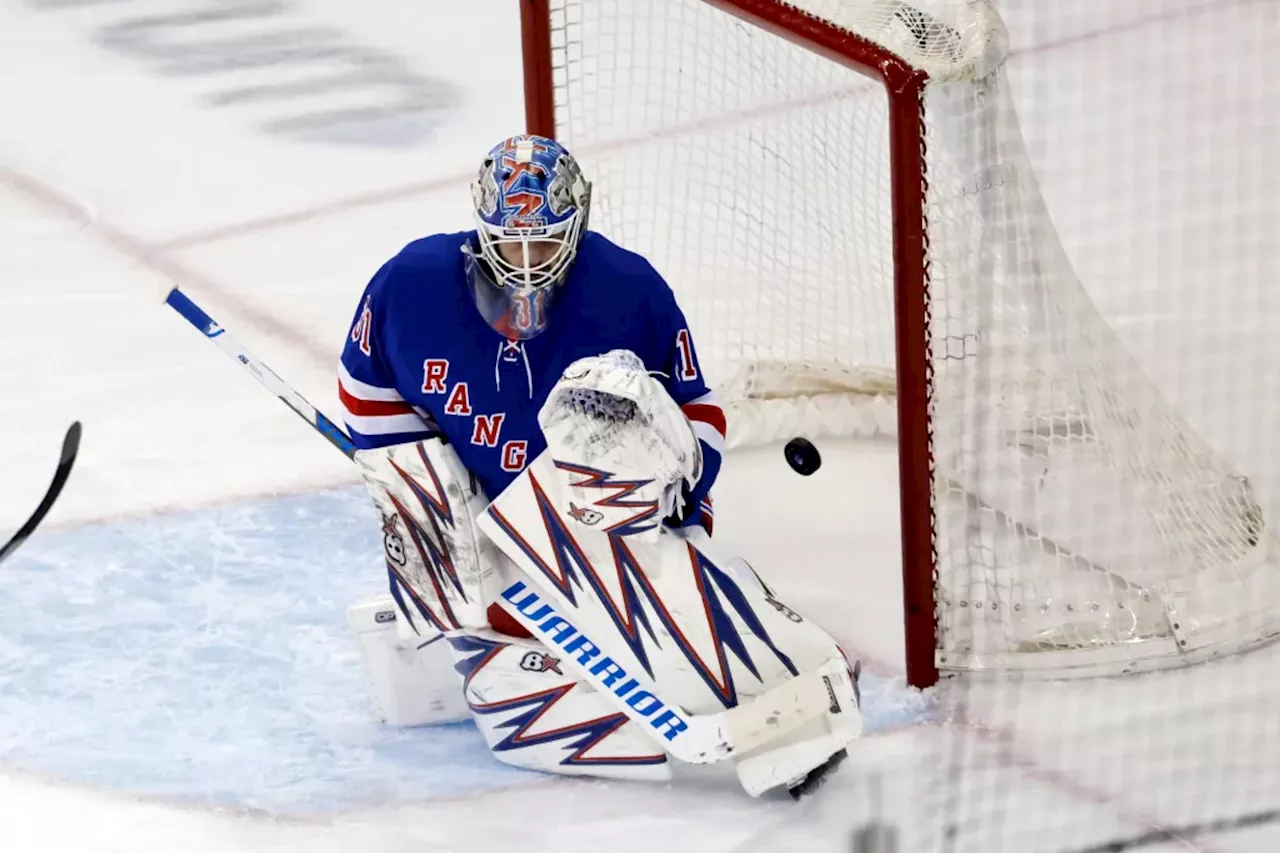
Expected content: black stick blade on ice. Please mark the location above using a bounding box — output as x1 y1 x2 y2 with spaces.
0 421 81 565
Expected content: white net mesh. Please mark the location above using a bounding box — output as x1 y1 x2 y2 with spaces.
535 0 1280 848
549 0 903 444
539 0 1280 680
922 46 1279 677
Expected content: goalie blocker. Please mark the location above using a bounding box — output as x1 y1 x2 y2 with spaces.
349 351 862 795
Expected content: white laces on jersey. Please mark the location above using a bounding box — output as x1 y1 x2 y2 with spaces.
493 340 534 399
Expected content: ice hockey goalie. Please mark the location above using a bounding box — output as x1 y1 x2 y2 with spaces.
338 135 861 797
350 351 861 796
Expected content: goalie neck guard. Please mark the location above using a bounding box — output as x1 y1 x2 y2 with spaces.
465 134 592 340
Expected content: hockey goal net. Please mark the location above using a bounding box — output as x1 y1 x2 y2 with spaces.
520 0 1280 690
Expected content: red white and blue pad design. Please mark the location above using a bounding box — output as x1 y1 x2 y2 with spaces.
477 449 862 779
537 349 705 537
354 437 504 637
445 630 671 780
493 574 861 782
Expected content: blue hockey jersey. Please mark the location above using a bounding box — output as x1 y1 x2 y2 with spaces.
337 230 726 529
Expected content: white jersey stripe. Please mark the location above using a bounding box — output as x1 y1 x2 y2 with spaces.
341 409 433 437
692 419 727 457
686 390 720 407
338 359 407 403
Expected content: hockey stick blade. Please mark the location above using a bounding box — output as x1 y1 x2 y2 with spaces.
0 422 82 565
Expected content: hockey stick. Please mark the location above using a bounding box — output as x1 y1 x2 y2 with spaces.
162 287 357 459
0 422 82 565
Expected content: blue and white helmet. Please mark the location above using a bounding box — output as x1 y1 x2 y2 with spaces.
469 135 592 290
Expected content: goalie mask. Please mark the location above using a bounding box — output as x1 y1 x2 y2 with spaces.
465 135 592 340
462 241 566 340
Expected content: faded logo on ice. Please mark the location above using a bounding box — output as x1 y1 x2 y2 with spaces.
31 0 459 146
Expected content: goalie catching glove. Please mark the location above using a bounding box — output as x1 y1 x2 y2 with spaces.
538 349 703 536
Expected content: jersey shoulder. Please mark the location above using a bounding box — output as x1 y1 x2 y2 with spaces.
576 231 667 282
574 231 680 311
353 230 477 368
366 231 474 321
377 231 471 288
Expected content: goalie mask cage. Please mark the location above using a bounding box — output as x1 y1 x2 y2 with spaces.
519 0 1280 692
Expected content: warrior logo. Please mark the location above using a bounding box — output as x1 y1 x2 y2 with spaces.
567 502 603 526
519 650 563 675
381 512 407 567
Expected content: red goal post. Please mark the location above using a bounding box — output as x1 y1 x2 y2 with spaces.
518 0 1280 690
523 0 941 687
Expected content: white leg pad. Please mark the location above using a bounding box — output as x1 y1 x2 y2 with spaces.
480 450 864 792
733 666 862 796
445 630 674 782
347 594 470 727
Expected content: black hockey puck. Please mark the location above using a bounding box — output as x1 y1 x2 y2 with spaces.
784 437 821 476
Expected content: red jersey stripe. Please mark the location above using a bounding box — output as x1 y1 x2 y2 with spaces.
338 382 417 417
681 402 727 438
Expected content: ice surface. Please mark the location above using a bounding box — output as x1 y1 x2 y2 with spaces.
0 487 535 813
0 474 922 816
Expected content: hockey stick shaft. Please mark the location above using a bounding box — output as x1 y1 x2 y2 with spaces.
163 287 357 460
0 422 81 564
